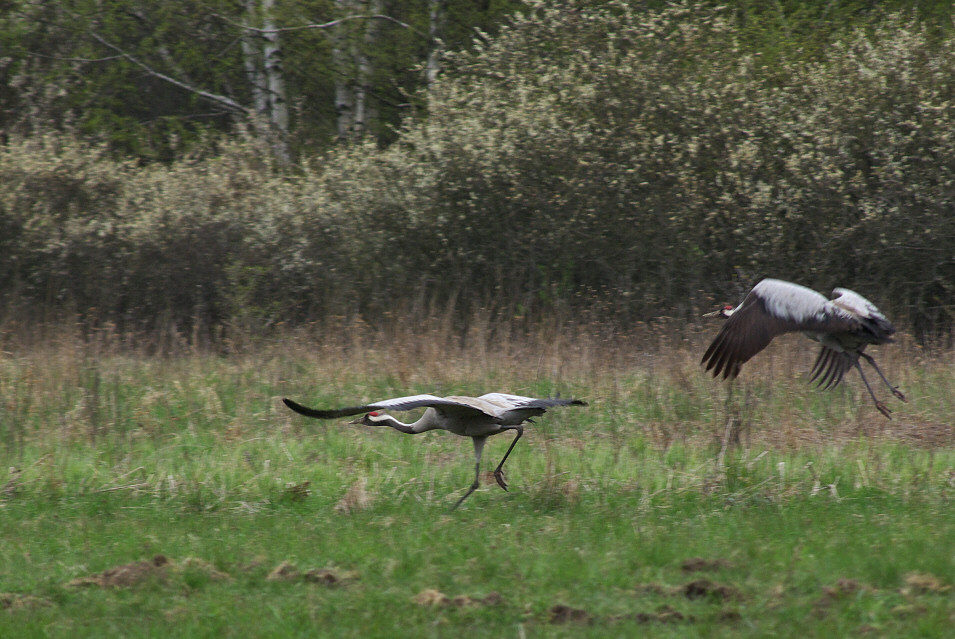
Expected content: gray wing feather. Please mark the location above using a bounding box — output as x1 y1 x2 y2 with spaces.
478 393 587 410
283 394 489 419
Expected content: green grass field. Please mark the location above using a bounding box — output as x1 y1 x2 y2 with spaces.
1 323 953 637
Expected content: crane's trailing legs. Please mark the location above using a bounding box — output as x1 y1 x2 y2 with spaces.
808 349 906 419
454 437 487 510
848 354 906 419
491 425 524 491
859 352 907 401
452 425 524 510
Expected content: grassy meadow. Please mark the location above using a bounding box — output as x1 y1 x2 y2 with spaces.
1 319 954 637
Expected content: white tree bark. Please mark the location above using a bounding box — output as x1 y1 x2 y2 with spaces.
426 0 446 88
241 0 268 117
353 0 382 136
241 0 289 162
332 0 383 140
262 0 289 145
332 0 356 139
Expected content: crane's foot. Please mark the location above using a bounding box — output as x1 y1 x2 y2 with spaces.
875 400 892 420
891 387 906 402
452 482 480 510
493 468 509 492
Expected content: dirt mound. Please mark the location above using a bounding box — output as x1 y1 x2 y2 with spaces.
66 555 169 588
548 604 594 624
682 579 741 601
178 557 232 582
266 561 300 581
267 561 358 585
901 572 949 595
0 592 53 610
550 603 696 625
412 589 503 608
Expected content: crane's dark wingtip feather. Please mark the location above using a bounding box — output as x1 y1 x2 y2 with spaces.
282 398 349 419
540 397 587 407
282 397 317 416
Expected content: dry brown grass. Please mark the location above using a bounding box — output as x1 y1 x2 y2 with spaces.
1 314 951 459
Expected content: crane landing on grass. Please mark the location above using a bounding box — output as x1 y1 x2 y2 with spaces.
701 278 905 419
282 393 587 509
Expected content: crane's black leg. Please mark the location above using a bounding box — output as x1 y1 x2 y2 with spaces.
859 352 906 402
492 426 524 491
452 436 486 510
852 360 892 419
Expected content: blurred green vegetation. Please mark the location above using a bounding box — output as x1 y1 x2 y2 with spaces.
1 1 954 342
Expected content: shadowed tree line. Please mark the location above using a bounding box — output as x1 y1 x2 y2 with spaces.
1 2 953 345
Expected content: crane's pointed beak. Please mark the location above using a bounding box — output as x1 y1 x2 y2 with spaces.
348 416 364 424
702 309 723 317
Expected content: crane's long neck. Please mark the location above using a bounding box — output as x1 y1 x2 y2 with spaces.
371 409 440 434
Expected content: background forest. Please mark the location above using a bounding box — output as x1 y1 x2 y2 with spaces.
1 0 954 344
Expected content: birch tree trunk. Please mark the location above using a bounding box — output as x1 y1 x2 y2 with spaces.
353 0 382 137
241 0 268 117
262 0 289 157
426 0 447 88
332 0 356 140
332 0 383 141
241 0 290 161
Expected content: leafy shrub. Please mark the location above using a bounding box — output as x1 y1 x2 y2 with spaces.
1 2 953 342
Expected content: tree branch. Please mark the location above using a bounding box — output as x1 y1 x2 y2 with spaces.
214 12 429 40
87 31 249 115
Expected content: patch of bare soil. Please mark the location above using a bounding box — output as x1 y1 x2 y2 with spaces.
682 579 741 602
304 568 359 586
66 555 169 588
412 589 503 608
178 557 232 582
681 557 734 573
890 603 928 618
266 561 358 585
266 561 300 581
616 605 692 624
0 592 53 610
547 604 594 624
551 603 698 626
901 572 950 595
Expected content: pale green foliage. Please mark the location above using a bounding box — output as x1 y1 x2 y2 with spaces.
1 3 954 338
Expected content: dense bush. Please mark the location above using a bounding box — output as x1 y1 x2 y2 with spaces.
1 2 953 342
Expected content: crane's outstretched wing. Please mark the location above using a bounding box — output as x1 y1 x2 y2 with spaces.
702 279 858 379
473 393 588 425
282 394 491 419
477 393 588 410
831 288 896 343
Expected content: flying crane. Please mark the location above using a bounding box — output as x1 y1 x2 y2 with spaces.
701 278 905 418
283 393 587 508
